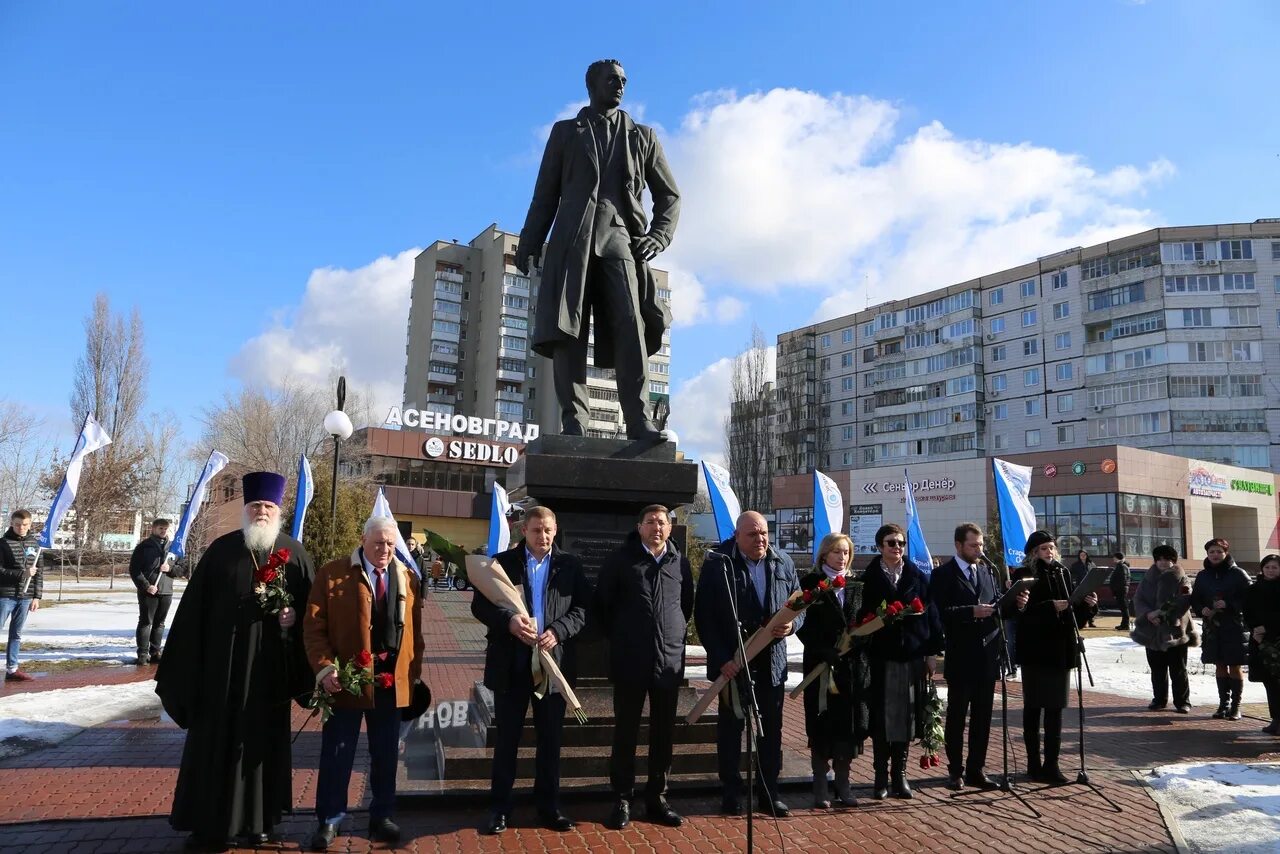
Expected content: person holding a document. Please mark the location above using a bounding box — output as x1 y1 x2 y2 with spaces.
932 523 1029 791
1013 530 1098 785
1131 544 1196 714
470 506 590 835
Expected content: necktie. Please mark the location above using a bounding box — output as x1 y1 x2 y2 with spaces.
374 568 386 604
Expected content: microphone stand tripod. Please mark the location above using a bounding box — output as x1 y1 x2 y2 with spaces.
1052 564 1121 813
949 558 1039 818
718 555 765 854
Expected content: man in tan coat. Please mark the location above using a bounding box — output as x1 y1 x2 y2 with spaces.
304 517 425 851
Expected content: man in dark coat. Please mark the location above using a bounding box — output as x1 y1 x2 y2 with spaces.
595 504 693 830
515 59 679 439
695 511 803 817
155 472 314 852
931 523 1028 791
1110 552 1131 630
0 509 41 682
471 506 590 836
128 517 176 665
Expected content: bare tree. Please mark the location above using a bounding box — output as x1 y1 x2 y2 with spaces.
61 294 149 560
197 378 334 476
724 324 776 514
0 400 54 513
137 410 193 520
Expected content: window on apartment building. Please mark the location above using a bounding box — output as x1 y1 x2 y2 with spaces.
842 451 853 466
994 404 1008 420
821 334 831 348
991 345 1007 362
1271 241 1280 260
820 357 830 371
1055 332 1071 351
1025 398 1040 416
864 448 876 464
1058 393 1074 413
1182 308 1212 328
991 374 1008 392
842 328 854 344
993 433 1007 450
1051 271 1069 290
841 352 853 368
1025 429 1042 447
1167 242 1205 262
841 376 854 392
1057 425 1074 445
842 426 854 441
1023 339 1039 356
1024 368 1041 387
1022 309 1037 327
1053 302 1070 320
990 288 1005 306
990 317 1005 334
820 380 831 394
1020 280 1036 298
1219 239 1252 260
1056 362 1074 382
1226 306 1258 326
842 401 854 416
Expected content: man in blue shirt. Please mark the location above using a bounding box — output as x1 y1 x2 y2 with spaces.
472 506 591 835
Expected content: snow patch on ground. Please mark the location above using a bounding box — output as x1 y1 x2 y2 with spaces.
1147 762 1280 853
21 587 184 663
0 681 160 758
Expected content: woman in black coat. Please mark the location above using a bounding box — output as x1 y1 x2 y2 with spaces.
796 532 868 808
1191 537 1252 719
1013 531 1097 784
854 523 943 801
1243 554 1280 734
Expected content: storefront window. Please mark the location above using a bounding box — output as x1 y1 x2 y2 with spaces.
1118 492 1185 558
776 508 814 556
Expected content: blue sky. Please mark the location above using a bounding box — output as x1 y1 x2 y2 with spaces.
2 0 1277 461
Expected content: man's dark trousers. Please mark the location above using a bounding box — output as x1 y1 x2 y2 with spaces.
610 678 679 801
716 657 785 801
945 673 995 779
491 673 566 815
316 687 400 822
136 592 172 659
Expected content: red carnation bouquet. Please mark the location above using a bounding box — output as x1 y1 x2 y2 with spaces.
307 649 376 723
253 548 293 614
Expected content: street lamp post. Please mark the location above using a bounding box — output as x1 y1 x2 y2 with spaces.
323 376 354 541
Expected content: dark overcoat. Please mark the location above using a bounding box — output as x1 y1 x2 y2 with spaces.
516 108 679 366
1243 575 1280 682
932 556 1008 684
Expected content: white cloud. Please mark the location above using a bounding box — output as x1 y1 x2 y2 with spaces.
659 88 1173 323
231 249 420 420
669 345 775 467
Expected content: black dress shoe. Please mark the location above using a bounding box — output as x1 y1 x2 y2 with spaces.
369 816 401 843
310 821 339 851
608 798 630 830
484 812 508 835
646 799 683 827
965 773 1000 791
757 798 790 817
1039 765 1069 785
720 796 741 816
1175 704 1192 714
946 775 964 791
626 421 664 441
538 810 575 832
1148 699 1168 711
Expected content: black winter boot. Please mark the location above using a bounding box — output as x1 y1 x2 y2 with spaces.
1227 678 1244 720
871 740 890 800
890 742 913 799
1212 676 1230 719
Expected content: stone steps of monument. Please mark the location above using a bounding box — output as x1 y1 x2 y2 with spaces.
442 742 726 781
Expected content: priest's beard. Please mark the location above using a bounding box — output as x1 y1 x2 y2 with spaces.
242 512 282 553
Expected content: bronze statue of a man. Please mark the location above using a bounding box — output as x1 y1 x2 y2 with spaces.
516 59 680 440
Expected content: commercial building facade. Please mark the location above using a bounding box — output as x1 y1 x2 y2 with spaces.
403 225 673 441
772 220 1280 477
772 445 1280 571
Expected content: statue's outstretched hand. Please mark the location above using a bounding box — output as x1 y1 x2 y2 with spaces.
632 234 662 263
516 246 541 276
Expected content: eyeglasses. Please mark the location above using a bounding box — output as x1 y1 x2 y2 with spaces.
882 539 905 548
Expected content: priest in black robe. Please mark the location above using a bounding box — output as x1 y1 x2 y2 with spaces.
155 471 315 851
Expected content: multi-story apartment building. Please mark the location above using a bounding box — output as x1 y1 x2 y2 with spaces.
772 220 1280 475
403 225 672 440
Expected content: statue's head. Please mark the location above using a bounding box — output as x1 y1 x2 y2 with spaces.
585 59 626 110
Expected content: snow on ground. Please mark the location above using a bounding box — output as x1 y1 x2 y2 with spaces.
0 680 160 758
1147 762 1280 854
21 583 184 664
1081 634 1261 708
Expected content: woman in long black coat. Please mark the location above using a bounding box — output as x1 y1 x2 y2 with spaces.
855 523 943 801
1243 554 1280 734
1013 531 1097 785
796 532 869 808
1191 537 1252 719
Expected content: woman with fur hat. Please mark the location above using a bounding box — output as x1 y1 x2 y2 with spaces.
1012 531 1097 785
1131 544 1196 714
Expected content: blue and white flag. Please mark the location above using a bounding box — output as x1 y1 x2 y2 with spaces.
992 457 1037 569
487 482 512 556
289 454 314 541
903 468 934 576
170 449 230 559
372 487 420 577
812 469 844 562
38 414 113 550
701 461 741 542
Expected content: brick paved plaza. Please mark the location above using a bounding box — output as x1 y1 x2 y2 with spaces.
1 590 1276 854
